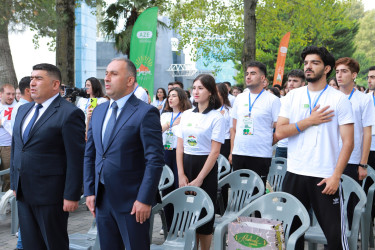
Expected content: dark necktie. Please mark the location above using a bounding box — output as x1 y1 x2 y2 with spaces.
23 104 43 142
102 102 118 149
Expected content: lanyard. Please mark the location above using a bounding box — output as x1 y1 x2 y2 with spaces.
170 112 181 128
307 84 328 114
348 88 355 100
84 98 91 112
373 93 375 107
248 89 264 116
220 105 224 111
132 85 139 95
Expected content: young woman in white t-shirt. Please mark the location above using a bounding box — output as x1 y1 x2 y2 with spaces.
159 87 191 229
76 77 107 120
176 74 224 250
152 87 167 114
216 82 232 159
76 77 107 139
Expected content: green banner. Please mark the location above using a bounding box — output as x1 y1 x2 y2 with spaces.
129 7 158 94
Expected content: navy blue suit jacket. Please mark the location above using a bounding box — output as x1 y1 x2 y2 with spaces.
83 94 164 212
10 95 86 205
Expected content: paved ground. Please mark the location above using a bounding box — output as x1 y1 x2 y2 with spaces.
0 204 164 250
0 204 373 249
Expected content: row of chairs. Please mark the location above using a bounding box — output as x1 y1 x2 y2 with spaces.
16 154 373 249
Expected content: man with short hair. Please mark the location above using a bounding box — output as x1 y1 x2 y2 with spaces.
223 81 236 106
172 81 184 89
11 63 85 249
367 66 375 168
276 46 354 249
167 82 174 93
11 77 33 131
84 58 164 249
0 83 16 191
275 69 305 158
230 61 281 186
335 58 374 183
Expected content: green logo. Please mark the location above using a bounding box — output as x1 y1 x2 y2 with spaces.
187 123 192 127
234 233 268 248
304 104 310 108
187 135 197 146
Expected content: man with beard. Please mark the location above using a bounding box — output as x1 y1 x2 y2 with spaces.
229 61 281 186
275 46 354 249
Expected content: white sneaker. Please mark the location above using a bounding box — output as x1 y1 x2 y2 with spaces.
159 229 164 235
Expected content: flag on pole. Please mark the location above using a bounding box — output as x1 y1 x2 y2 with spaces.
130 7 158 94
273 32 291 86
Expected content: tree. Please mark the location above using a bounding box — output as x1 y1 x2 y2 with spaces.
100 0 168 56
168 0 359 85
243 0 258 74
56 0 75 87
353 9 375 86
0 0 56 87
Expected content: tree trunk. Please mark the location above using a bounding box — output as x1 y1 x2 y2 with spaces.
56 0 75 87
0 5 18 87
243 0 257 75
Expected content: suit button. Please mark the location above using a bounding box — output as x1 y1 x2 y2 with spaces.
102 157 106 160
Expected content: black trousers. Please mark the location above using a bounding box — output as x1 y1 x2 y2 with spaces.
232 154 271 188
283 172 348 250
18 197 69 250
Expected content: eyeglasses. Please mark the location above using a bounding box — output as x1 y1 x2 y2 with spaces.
368 76 375 80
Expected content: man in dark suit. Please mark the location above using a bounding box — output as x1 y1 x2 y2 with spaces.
10 63 85 250
84 58 164 249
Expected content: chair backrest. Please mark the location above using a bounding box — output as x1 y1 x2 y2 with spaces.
267 157 287 191
341 174 367 236
160 186 214 249
0 168 10 177
237 192 310 248
158 165 174 198
362 166 375 211
217 154 231 180
218 169 265 216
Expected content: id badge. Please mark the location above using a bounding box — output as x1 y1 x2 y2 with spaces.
242 115 254 135
164 129 175 150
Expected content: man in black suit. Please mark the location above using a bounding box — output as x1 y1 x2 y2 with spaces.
10 63 85 250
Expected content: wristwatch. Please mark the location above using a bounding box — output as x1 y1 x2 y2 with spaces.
359 163 368 169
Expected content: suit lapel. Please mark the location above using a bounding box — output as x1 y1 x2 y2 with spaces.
103 95 138 152
18 103 35 145
24 96 60 144
94 102 109 152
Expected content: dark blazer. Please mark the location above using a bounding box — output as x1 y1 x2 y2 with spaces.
83 94 164 212
10 95 85 205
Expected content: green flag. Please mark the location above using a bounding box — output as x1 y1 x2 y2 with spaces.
130 7 158 94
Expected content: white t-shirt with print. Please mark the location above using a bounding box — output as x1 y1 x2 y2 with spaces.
134 86 149 103
176 108 225 155
216 105 232 140
160 112 181 150
231 90 281 158
339 90 375 164
279 86 354 178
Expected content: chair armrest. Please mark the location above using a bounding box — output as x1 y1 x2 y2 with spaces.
287 224 310 249
0 169 10 176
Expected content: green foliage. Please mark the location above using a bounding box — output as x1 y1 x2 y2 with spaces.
168 0 361 86
353 9 375 86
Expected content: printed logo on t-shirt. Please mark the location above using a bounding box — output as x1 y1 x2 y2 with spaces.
187 123 192 127
187 135 197 146
303 104 309 109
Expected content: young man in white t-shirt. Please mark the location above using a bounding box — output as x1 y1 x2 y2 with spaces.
276 46 354 250
275 69 305 158
229 61 281 186
367 66 375 168
336 58 375 230
336 58 374 181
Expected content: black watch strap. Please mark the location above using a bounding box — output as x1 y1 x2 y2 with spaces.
359 163 368 169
